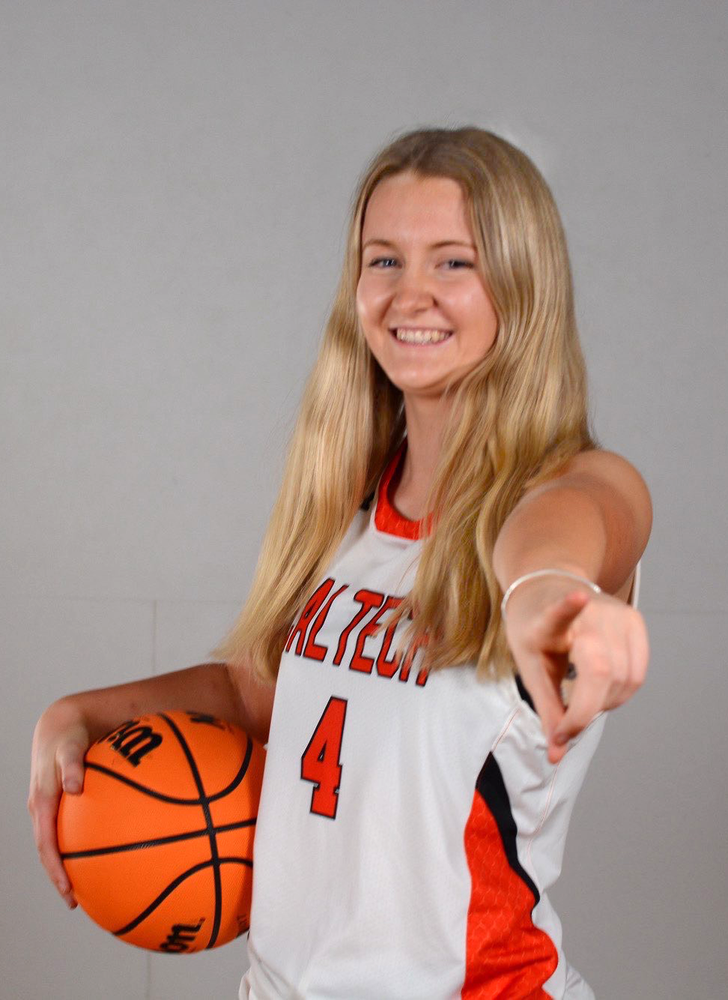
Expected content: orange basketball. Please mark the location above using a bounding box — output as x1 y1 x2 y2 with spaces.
57 710 265 953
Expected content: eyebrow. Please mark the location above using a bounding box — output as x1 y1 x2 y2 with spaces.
362 239 476 250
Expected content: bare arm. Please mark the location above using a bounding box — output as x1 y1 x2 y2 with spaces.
492 449 652 763
493 448 652 595
60 660 274 748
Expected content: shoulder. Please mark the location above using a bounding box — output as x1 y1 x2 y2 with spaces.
540 449 653 584
563 448 648 489
515 448 653 591
558 449 653 539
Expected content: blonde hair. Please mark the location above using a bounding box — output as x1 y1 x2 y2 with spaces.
212 126 597 681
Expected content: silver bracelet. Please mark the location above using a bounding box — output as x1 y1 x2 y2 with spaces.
500 569 601 622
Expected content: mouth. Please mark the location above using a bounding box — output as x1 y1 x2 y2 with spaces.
389 327 454 346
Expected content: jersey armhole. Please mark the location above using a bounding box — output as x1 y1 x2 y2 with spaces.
627 560 641 609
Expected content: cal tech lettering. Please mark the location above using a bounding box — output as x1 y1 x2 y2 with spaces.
285 578 429 687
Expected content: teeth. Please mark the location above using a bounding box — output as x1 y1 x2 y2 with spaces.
394 328 452 344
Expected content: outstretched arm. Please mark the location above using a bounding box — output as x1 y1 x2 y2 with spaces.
492 449 653 764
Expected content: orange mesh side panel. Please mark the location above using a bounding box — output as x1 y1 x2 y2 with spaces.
462 792 558 997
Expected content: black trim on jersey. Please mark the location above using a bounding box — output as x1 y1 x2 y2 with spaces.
475 753 541 905
359 490 375 512
514 673 536 713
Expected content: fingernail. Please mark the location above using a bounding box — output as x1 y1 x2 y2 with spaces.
63 779 80 794
553 732 567 746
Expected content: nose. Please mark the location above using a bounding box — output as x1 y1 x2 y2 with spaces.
391 266 436 313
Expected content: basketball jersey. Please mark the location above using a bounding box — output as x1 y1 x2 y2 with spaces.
240 443 641 1000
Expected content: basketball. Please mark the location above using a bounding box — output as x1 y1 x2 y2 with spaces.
56 710 265 953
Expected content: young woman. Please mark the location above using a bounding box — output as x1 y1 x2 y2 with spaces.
29 126 652 999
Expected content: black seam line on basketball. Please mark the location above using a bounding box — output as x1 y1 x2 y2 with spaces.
474 752 541 906
83 749 253 805
111 858 253 937
160 713 224 950
59 818 257 860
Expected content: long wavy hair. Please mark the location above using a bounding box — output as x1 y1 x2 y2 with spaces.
212 125 598 682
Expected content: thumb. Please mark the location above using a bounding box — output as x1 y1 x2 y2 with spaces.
56 742 87 795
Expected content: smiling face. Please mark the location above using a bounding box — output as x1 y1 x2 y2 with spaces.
356 171 499 404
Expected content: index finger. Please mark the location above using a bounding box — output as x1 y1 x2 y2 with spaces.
552 660 610 747
519 656 568 750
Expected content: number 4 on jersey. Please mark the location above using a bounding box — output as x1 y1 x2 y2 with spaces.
300 697 347 819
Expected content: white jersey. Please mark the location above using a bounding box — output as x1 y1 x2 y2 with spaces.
241 443 640 999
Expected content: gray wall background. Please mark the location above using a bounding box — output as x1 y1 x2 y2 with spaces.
3 2 726 998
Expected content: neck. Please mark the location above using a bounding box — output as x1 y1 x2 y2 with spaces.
396 396 450 517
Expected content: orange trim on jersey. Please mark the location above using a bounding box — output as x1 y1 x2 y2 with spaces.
462 791 558 997
374 441 434 540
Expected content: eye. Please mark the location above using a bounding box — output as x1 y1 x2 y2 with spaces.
367 257 475 270
443 259 474 270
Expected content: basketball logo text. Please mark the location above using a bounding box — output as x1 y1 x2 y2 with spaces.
104 719 163 767
187 711 226 730
159 919 205 953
